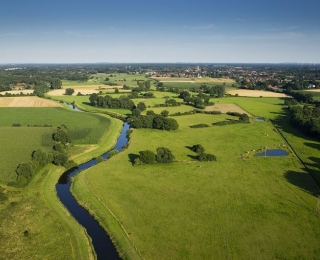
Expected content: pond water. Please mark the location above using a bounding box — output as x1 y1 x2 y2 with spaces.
64 102 83 112
56 122 130 259
253 117 265 122
255 149 289 157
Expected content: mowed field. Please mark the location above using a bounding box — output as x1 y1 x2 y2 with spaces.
73 112 320 259
0 97 62 107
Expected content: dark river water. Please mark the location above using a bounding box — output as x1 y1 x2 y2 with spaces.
56 122 130 260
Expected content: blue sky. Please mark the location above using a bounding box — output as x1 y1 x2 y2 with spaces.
0 0 319 63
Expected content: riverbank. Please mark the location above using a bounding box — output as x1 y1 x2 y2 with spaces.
71 128 142 260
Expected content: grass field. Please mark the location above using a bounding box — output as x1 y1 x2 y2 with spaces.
0 165 95 260
0 127 54 184
72 114 320 259
0 107 110 144
0 104 123 259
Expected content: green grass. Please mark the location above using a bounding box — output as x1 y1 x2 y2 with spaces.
0 105 122 260
62 73 154 89
73 116 320 259
0 165 95 260
0 127 54 184
213 96 287 118
0 107 111 144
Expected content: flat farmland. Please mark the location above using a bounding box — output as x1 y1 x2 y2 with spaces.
205 103 251 115
72 114 320 259
227 89 288 97
0 97 62 107
0 127 54 183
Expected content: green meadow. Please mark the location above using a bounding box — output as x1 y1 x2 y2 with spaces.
72 102 320 259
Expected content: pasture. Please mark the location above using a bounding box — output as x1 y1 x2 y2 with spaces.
73 113 320 259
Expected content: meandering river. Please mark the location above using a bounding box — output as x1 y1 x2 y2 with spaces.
56 107 129 259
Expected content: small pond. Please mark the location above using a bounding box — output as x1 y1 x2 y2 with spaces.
253 117 266 122
255 149 289 157
64 103 83 112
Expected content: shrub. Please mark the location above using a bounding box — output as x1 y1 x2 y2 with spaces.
198 153 217 161
190 124 209 128
156 147 175 163
191 144 205 154
139 150 157 164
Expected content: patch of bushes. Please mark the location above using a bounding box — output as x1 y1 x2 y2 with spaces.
134 147 175 165
190 124 209 128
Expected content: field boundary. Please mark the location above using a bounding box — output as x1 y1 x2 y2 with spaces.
270 119 320 189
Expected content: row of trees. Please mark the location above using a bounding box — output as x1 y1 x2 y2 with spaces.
288 105 320 140
128 115 179 130
89 93 135 109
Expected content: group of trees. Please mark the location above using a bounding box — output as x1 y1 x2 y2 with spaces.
191 144 217 161
198 84 225 97
89 93 135 110
283 89 314 104
288 105 320 140
178 91 211 109
128 114 179 131
135 147 175 165
15 125 75 186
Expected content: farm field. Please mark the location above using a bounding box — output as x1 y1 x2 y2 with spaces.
0 127 54 183
0 96 62 107
0 102 122 259
72 113 320 259
0 107 110 144
227 89 288 97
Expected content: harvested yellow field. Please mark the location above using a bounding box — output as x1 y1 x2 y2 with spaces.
227 89 288 97
0 97 62 107
205 103 251 115
47 85 123 96
305 89 320 92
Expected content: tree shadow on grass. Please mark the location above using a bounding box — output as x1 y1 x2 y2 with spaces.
187 154 199 160
284 169 320 197
128 153 139 165
185 145 193 151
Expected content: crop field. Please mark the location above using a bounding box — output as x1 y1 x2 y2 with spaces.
0 107 110 144
205 103 251 115
0 127 54 184
73 113 320 259
227 89 288 97
0 97 62 107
